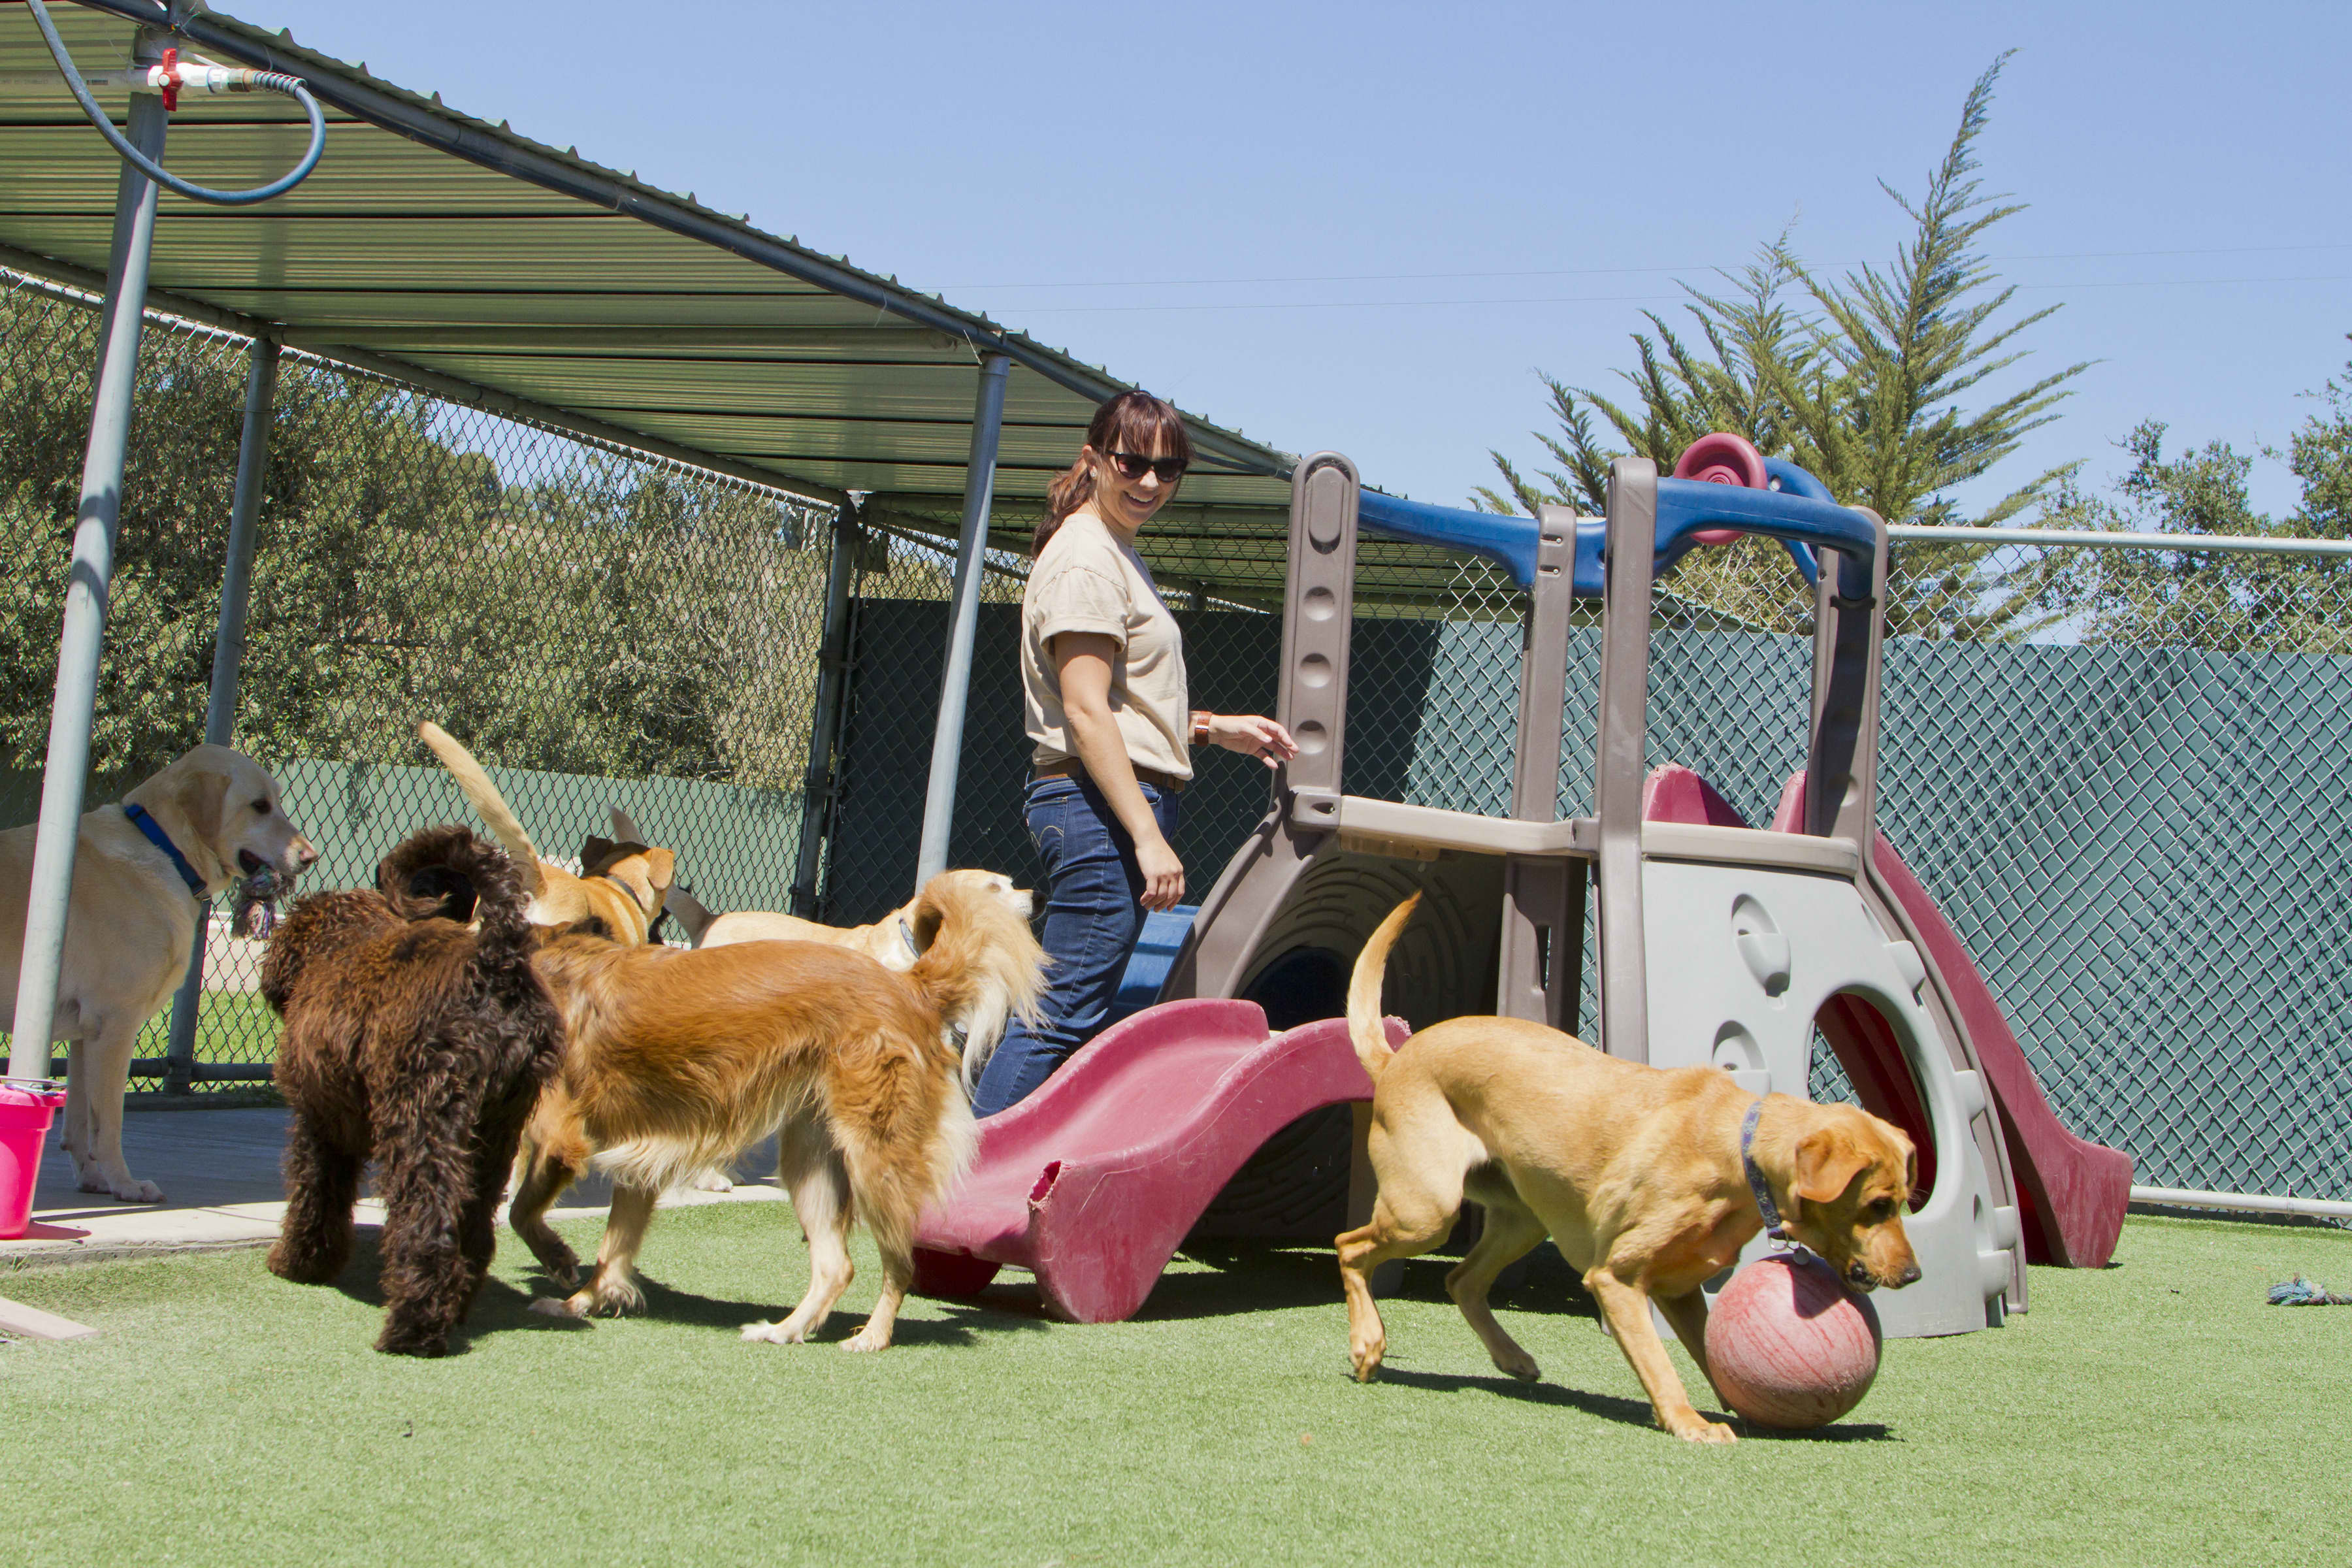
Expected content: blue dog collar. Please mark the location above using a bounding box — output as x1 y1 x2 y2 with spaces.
1740 1099 1789 1245
123 802 208 898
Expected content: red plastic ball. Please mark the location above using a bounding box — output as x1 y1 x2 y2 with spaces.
1704 1253 1884 1429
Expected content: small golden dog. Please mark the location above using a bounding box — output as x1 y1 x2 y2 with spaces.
1339 894 1922 1443
415 722 674 943
508 871 1045 1352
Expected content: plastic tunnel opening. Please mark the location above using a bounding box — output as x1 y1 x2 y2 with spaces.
1812 990 1937 1209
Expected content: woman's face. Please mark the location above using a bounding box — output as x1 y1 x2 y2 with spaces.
1085 428 1184 534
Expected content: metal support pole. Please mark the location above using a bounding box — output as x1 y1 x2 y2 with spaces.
914 353 1011 887
8 93 167 1084
161 336 278 1092
790 500 860 918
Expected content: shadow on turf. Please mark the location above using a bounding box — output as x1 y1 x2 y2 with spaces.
1371 1365 1893 1443
1147 1242 1601 1324
311 1233 589 1356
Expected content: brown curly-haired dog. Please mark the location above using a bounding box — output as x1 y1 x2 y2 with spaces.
261 825 564 1357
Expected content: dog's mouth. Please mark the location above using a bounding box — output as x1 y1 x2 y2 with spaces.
1844 1262 1880 1292
233 863 289 939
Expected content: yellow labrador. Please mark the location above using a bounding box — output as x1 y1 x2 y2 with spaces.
0 745 316 1201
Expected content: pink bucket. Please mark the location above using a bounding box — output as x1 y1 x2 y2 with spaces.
0 1082 65 1240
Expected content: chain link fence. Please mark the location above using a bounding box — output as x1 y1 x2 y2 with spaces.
2 265 836 1088
8 256 2347 1203
832 517 2351 1205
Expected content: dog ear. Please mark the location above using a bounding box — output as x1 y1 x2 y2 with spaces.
174 762 233 847
609 806 645 843
581 834 615 868
1790 1126 1874 1206
642 847 676 892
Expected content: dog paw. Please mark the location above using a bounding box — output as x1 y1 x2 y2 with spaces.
529 1296 585 1319
840 1328 890 1354
686 1169 734 1194
81 1171 163 1203
559 1282 642 1318
1348 1345 1385 1383
1672 1419 1739 1446
1495 1350 1541 1382
740 1319 809 1345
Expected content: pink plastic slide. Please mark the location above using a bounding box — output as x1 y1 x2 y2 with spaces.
911 1000 1406 1322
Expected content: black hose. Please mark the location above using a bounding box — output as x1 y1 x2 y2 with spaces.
25 0 325 206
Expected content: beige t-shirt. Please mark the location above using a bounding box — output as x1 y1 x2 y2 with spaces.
1022 513 1192 779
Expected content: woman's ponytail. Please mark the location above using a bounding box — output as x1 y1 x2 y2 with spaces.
1036 459 1095 554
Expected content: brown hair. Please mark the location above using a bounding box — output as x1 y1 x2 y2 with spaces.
1035 390 1194 553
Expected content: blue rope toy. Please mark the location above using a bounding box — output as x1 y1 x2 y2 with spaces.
2266 1276 2352 1306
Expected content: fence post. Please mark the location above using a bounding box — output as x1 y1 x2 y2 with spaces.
7 93 167 1085
791 498 860 918
915 352 1011 887
162 336 280 1094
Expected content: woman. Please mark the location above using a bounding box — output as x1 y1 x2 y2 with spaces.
970 391 1296 1117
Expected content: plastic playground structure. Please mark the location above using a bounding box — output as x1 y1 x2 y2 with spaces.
911 438 2133 1337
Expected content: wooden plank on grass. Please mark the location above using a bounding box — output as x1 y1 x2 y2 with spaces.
0 1297 98 1341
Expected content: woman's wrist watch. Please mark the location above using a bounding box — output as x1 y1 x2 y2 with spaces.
1191 710 1213 746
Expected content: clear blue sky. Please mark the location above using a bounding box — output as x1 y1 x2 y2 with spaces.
243 0 2350 521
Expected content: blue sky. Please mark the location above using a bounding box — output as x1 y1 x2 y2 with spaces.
244 0 2350 521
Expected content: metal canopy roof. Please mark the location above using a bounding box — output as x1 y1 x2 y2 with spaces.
0 0 1485 605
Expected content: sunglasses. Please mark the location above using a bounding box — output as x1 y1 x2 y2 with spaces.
1105 451 1188 483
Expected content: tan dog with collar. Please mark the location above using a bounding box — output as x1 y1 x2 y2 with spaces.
1338 894 1922 1443
1 745 316 1200
416 723 673 945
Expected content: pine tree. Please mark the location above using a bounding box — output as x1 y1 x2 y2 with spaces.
1481 54 2087 640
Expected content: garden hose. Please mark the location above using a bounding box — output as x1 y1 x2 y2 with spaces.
25 0 324 206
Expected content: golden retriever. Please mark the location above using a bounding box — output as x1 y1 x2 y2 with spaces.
507 871 1045 1352
0 745 316 1200
1339 894 1922 1443
674 870 1034 1093
414 723 674 944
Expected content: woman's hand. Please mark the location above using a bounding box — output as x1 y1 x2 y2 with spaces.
1136 836 1185 912
1205 713 1299 770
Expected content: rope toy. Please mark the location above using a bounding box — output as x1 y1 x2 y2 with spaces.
2266 1276 2352 1306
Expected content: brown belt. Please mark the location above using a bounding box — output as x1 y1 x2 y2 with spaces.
1034 760 1187 795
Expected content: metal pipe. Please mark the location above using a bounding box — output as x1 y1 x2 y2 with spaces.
790 500 860 919
1891 525 2352 557
2131 1185 2352 1222
7 91 166 1083
161 336 278 1093
915 353 1011 887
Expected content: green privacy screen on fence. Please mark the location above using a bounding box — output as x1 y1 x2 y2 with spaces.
825 598 2352 1203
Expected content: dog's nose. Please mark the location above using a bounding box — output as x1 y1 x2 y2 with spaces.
1895 1262 1922 1288
295 838 320 869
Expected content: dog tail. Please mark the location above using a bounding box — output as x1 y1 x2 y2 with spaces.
416 721 544 897
378 825 538 963
902 873 1048 1098
661 883 719 947
1347 893 1420 1079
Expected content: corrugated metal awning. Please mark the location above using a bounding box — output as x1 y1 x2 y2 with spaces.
0 0 1493 606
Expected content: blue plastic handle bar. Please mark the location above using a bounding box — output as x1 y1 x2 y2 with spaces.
1354 462 1872 599
1762 460 1825 587
1355 491 1540 587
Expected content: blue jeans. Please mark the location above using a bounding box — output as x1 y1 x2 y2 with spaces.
971 772 1182 1117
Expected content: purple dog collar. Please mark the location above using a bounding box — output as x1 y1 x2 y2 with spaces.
1740 1099 1790 1246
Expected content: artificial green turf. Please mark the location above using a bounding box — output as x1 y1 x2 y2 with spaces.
4 1210 2346 1565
